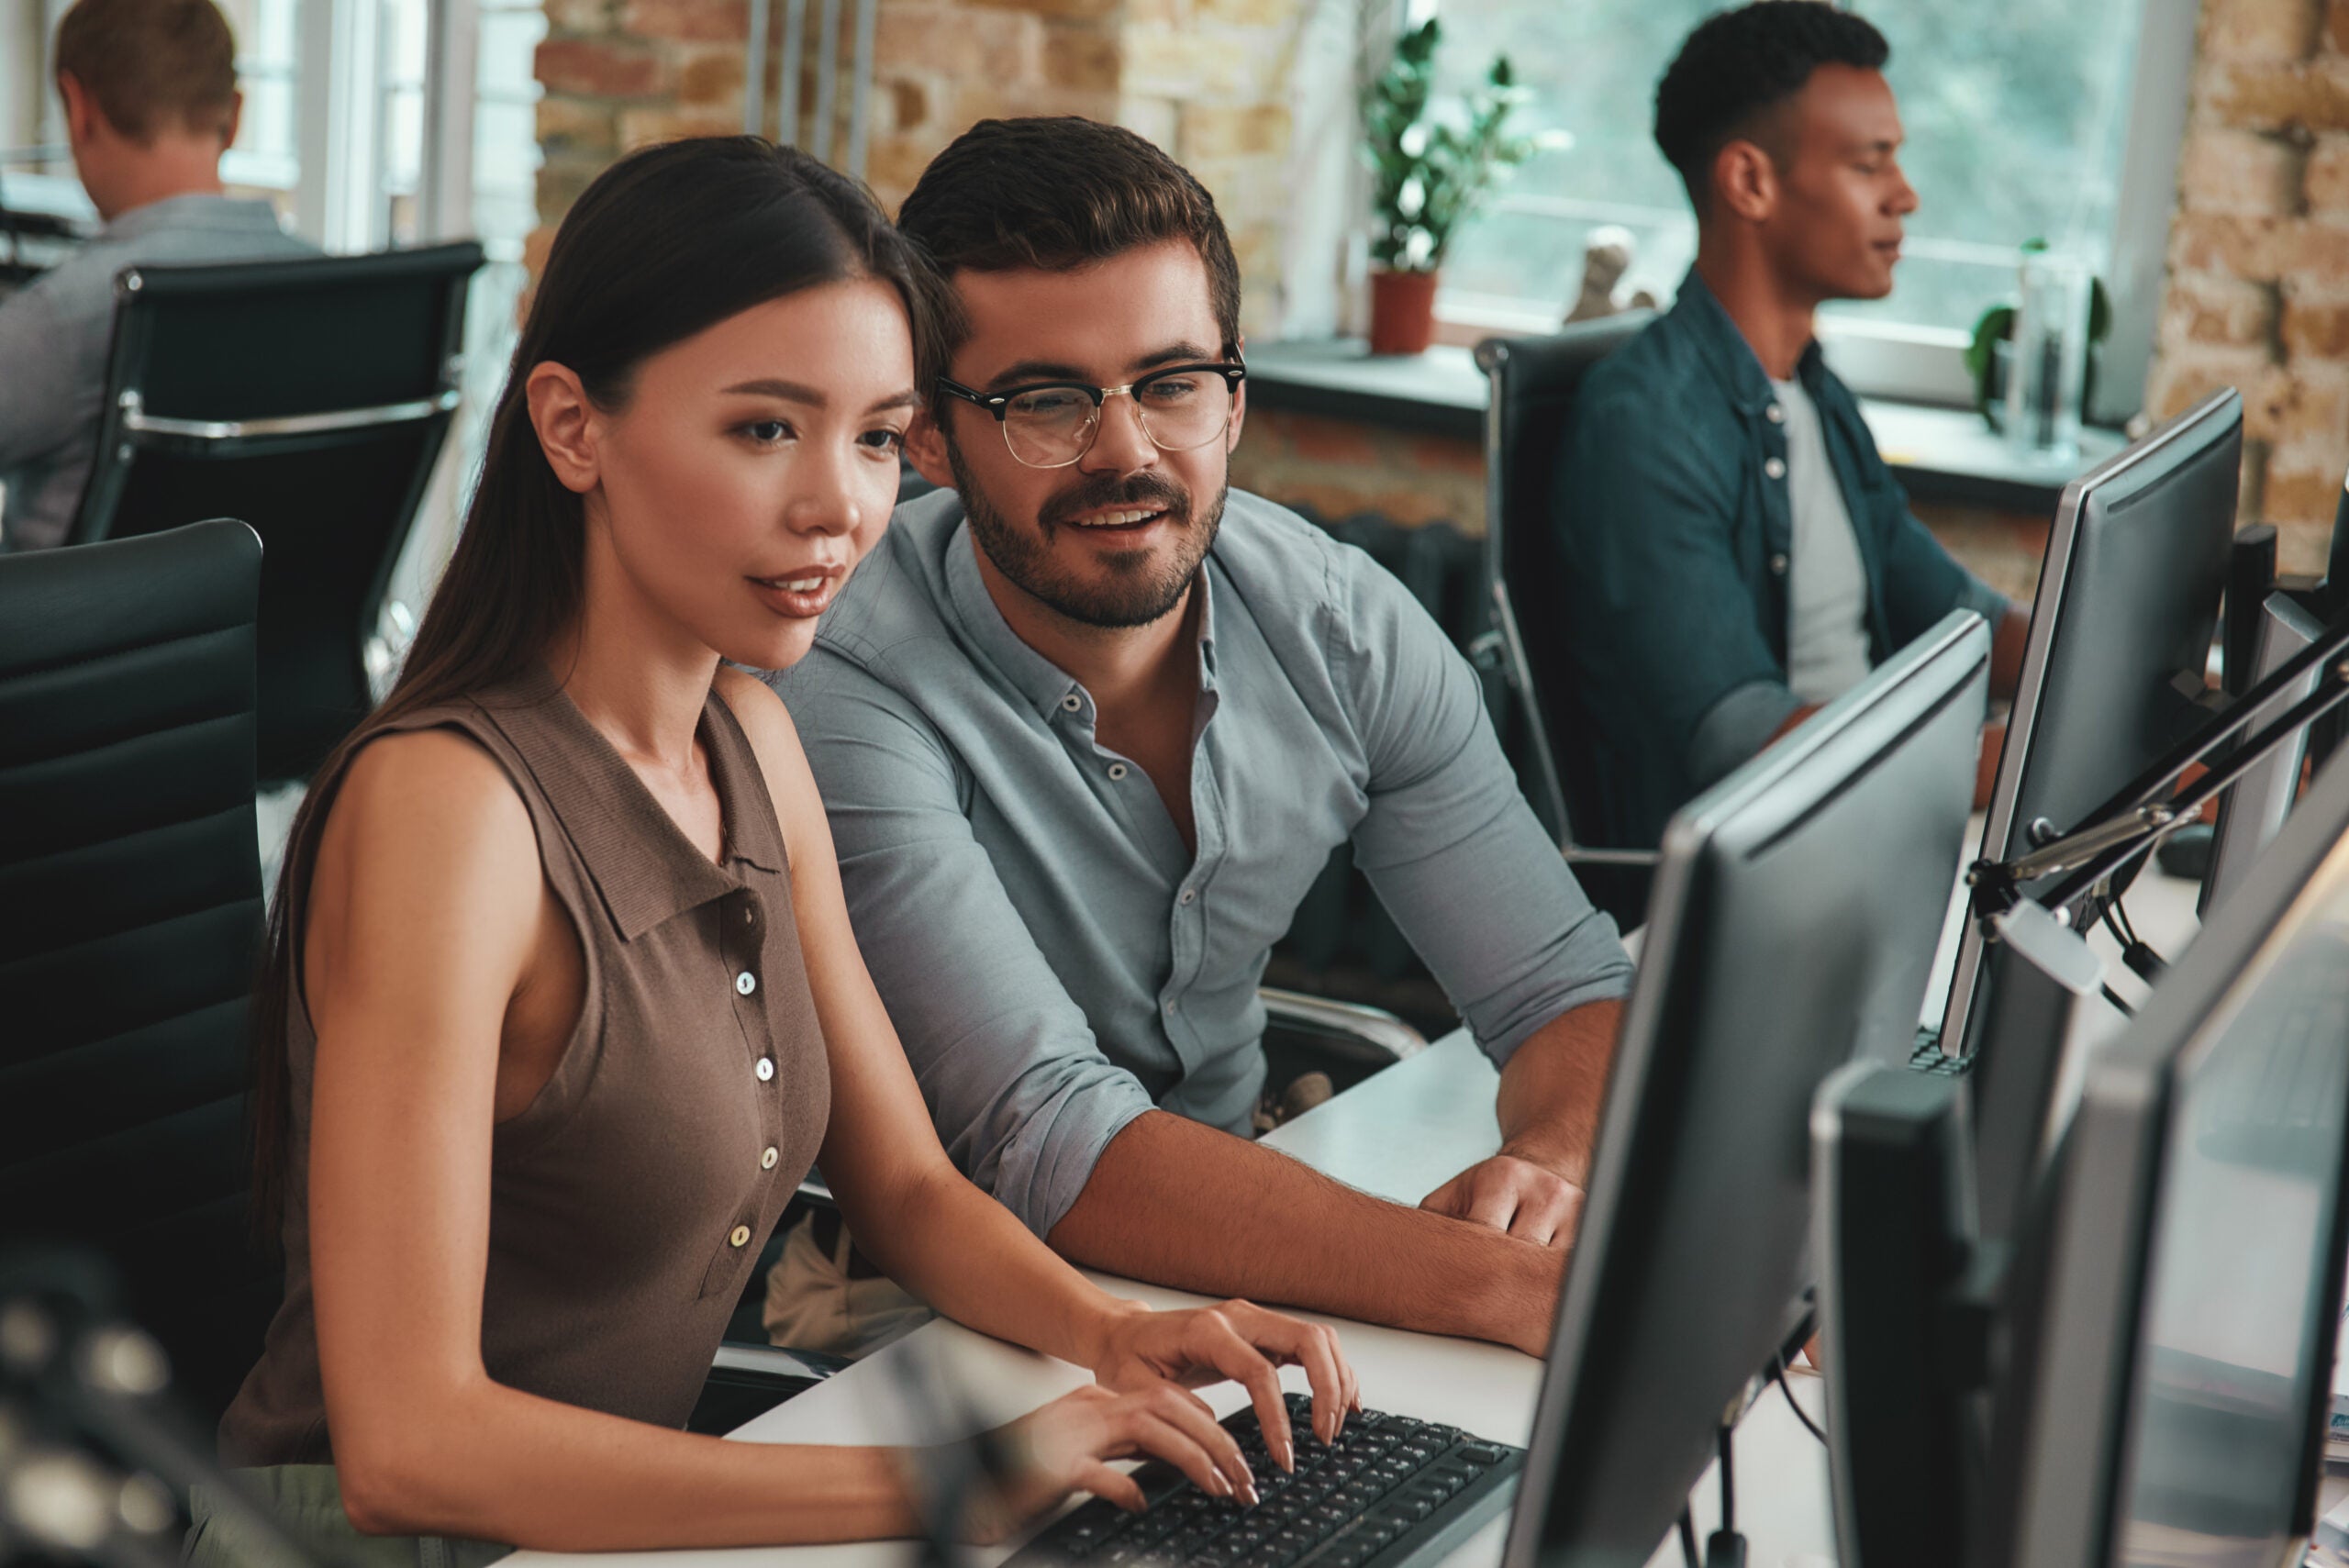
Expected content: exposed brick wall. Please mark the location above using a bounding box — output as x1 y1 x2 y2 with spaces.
529 0 1309 337
2147 0 2349 572
1229 410 1486 530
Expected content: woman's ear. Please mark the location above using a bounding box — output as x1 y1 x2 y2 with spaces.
905 406 955 490
526 361 600 495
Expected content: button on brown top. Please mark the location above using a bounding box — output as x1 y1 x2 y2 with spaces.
219 666 831 1464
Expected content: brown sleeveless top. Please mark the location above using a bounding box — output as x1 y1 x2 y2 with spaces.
219 667 831 1464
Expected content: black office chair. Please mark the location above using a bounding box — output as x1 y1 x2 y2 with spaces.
0 518 275 1426
1475 314 1658 927
67 242 485 784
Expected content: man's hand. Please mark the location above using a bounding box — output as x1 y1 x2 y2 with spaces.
1419 1153 1585 1248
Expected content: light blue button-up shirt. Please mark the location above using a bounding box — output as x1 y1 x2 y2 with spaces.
770 487 1634 1238
0 194 316 550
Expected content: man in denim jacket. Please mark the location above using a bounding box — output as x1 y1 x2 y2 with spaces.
1556 2 2030 851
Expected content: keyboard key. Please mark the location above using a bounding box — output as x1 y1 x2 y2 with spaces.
1454 1443 1507 1466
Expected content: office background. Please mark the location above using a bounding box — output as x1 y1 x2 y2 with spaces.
12 0 2336 567
6 0 2335 1028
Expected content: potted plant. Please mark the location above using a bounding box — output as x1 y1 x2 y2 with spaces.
1360 17 1545 354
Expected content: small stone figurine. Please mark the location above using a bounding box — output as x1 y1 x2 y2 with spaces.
1563 225 1659 324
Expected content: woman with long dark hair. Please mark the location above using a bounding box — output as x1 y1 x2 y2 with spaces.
197 138 1356 1564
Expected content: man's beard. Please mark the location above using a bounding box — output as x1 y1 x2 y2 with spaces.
944 428 1226 630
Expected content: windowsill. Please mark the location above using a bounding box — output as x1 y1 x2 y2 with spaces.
1244 338 2130 514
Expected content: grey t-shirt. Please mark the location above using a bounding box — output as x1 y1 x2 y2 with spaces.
1770 374 1873 705
0 193 317 550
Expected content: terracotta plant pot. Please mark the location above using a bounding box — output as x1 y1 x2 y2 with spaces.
1368 268 1440 355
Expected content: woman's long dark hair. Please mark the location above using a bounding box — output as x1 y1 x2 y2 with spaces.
248 138 941 1240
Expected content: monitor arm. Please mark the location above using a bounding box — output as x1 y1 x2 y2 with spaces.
1965 612 2349 929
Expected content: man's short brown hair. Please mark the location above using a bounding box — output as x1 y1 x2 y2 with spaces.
54 0 239 145
895 117 1241 409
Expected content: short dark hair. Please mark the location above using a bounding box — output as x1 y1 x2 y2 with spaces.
54 0 239 144
895 117 1241 409
1653 2 1888 213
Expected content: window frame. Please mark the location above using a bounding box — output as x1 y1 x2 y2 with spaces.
1428 0 2199 419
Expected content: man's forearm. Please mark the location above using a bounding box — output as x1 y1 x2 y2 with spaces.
1493 999 1624 1184
1046 1110 1564 1356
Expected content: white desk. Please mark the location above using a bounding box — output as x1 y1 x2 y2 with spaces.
505 1034 1834 1568
507 840 2206 1568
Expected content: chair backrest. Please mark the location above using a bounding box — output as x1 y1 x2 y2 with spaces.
1477 313 1653 840
0 518 274 1425
71 242 484 783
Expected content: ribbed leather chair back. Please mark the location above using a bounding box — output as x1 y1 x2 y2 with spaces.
0 518 274 1425
1477 312 1655 924
69 243 484 784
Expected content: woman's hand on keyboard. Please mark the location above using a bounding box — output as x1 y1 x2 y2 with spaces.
1085 1298 1359 1470
963 1382 1257 1540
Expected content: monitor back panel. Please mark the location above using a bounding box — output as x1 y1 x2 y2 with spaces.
1506 614 1988 1568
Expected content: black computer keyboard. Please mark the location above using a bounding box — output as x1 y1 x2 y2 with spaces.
1008 1393 1525 1568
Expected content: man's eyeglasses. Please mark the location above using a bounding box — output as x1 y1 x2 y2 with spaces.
937 362 1246 470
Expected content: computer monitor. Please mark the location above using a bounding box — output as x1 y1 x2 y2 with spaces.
2200 590 2324 918
1940 388 2242 1057
1501 610 1988 1568
1988 743 2349 1568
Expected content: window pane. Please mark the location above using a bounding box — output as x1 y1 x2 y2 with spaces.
1430 0 2143 338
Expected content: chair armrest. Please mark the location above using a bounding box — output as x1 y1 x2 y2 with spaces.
796 1172 836 1208
1257 986 1427 1064
1562 845 1662 869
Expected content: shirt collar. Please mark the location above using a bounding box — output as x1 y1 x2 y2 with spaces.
941 501 1222 718
480 663 784 942
1671 266 1830 418
100 193 287 244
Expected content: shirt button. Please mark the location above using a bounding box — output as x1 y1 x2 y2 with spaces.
756 1058 775 1082
736 971 757 995
1108 762 1129 780
1765 404 1785 424
1178 887 1197 906
1061 694 1082 712
729 1224 751 1249
761 1146 779 1170
1770 553 1789 575
1765 456 1787 481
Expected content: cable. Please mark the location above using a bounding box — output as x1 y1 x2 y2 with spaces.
1773 1347 1827 1446
1718 1426 1735 1535
1677 1507 1700 1568
1704 1425 1747 1568
2101 983 2137 1018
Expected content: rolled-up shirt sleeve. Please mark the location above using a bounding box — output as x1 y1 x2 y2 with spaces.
1334 553 1636 1067
1689 677 1805 791
777 654 1155 1239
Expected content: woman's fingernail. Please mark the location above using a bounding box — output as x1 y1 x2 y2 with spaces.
1241 1483 1261 1507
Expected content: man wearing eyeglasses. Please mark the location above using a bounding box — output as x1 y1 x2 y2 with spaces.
762 117 1633 1360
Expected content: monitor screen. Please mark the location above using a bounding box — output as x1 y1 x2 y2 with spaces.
1997 748 2349 1568
1942 390 2241 1057
1505 611 1988 1568
2109 877 2349 1564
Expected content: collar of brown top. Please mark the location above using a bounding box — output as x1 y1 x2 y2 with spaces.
480 663 791 941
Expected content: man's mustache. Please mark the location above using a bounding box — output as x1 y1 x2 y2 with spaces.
1038 473 1192 532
